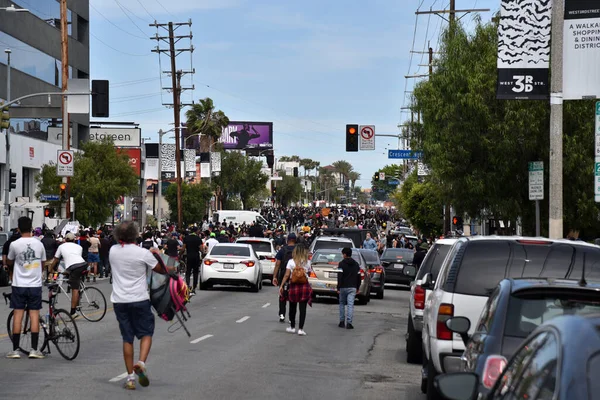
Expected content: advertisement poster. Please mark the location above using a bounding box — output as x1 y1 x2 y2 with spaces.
220 122 273 150
564 1 600 99
496 0 552 100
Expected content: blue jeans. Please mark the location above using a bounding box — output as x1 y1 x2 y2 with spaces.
339 288 357 324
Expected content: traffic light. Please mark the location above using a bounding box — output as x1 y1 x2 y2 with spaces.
452 216 463 229
374 172 380 182
44 208 55 218
0 104 9 130
59 182 67 201
8 170 16 191
271 181 276 197
346 124 358 152
293 167 298 177
92 79 109 118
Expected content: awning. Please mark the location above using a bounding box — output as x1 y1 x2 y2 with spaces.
12 202 49 209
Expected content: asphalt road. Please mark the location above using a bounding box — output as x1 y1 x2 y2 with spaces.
0 279 425 400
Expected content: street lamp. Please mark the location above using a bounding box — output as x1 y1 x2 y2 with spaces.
0 4 29 12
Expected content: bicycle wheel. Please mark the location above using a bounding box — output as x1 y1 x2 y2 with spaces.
7 310 47 355
78 286 107 322
51 309 80 360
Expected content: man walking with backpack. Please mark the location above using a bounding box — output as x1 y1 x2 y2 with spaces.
337 248 361 329
272 233 296 323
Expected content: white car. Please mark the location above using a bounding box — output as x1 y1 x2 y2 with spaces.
308 236 354 259
200 243 263 292
236 237 277 281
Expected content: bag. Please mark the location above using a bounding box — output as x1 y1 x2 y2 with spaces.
291 264 308 284
278 246 294 281
149 253 191 336
0 266 9 287
141 240 154 250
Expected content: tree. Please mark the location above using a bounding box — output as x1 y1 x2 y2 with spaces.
165 182 212 225
332 160 353 185
185 97 230 150
348 171 361 189
371 164 403 201
276 175 302 207
36 139 139 227
394 171 444 236
317 167 336 201
34 163 63 211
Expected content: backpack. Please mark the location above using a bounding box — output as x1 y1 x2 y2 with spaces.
0 266 9 287
278 246 294 281
291 263 308 284
149 253 192 336
141 240 154 250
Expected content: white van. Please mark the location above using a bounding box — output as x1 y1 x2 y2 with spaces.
212 210 269 227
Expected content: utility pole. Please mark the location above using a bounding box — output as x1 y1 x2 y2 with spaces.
150 20 194 229
548 0 564 239
60 0 71 219
3 49 10 232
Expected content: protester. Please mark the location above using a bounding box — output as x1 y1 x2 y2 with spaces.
272 233 296 323
337 247 361 329
279 244 313 335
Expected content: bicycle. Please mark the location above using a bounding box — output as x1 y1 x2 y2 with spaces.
52 270 107 322
3 283 80 360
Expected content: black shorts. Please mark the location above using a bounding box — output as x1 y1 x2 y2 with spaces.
114 300 155 344
67 262 88 290
10 286 43 310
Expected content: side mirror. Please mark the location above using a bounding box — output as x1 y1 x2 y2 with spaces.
446 317 471 346
434 373 479 400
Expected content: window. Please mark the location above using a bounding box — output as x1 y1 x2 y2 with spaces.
416 243 452 281
454 241 510 296
494 332 559 400
11 0 73 36
237 241 271 254
21 168 30 198
382 249 414 263
359 250 380 264
438 240 465 289
476 287 501 333
313 240 352 252
210 246 250 257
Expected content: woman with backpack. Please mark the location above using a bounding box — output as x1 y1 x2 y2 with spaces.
278 244 313 336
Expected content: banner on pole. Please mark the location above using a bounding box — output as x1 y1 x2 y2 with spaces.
563 1 600 100
496 0 552 100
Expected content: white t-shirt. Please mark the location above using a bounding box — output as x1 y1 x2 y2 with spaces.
206 238 219 252
286 259 312 274
8 237 46 288
109 244 158 303
55 242 86 269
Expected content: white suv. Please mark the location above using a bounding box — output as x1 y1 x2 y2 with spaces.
420 236 600 400
406 238 456 364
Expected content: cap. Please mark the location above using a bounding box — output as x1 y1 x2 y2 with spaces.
210 232 216 237
287 233 297 241
220 230 226 235
65 233 75 241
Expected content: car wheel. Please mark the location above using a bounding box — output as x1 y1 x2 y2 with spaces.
258 274 263 291
199 281 211 291
426 356 442 400
406 314 423 364
376 288 384 299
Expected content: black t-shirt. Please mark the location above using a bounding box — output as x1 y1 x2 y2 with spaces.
165 239 179 258
184 234 203 259
2 233 20 257
78 238 91 258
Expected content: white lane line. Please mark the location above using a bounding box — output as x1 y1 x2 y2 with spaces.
190 334 213 344
109 372 128 382
262 302 271 308
236 316 250 323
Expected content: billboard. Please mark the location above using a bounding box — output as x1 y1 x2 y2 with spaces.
90 127 141 147
220 121 273 150
117 148 141 177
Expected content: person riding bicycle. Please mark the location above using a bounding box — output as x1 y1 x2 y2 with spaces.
49 233 88 318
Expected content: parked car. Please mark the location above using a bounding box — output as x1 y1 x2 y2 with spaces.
380 248 417 286
421 236 600 400
357 249 385 299
200 243 263 292
235 237 277 282
320 228 378 248
309 248 371 304
434 313 600 400
406 238 457 364
308 236 354 259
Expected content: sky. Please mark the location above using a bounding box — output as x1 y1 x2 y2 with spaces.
90 0 499 187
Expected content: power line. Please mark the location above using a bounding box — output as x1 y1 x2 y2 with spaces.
136 0 156 20
89 3 147 40
111 77 161 86
155 0 176 18
90 33 151 57
113 0 149 37
112 107 168 117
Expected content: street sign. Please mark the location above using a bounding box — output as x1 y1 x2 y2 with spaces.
528 161 544 201
417 161 430 176
379 172 385 180
596 101 600 135
595 161 600 202
56 150 74 177
388 178 400 185
358 125 375 150
388 150 423 159
40 194 60 202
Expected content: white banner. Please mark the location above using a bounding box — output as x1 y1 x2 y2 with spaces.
200 163 210 178
211 152 222 173
563 1 600 99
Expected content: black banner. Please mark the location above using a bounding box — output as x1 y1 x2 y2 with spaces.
497 68 550 100
565 0 600 19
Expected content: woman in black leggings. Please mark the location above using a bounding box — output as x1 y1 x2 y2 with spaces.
279 244 313 336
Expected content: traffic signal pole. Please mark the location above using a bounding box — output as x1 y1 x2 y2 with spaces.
3 49 11 231
60 0 71 220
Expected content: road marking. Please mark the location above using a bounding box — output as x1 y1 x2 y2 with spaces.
262 303 270 308
236 316 250 323
109 372 128 382
190 334 213 344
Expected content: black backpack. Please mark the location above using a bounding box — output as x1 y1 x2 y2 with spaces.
278 245 295 281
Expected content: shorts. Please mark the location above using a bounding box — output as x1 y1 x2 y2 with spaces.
10 286 43 310
87 253 100 263
43 260 54 271
114 300 155 344
67 262 88 290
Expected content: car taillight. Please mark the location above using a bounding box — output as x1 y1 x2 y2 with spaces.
204 259 216 266
309 271 317 278
436 303 454 340
360 270 365 280
266 257 276 262
482 355 507 388
369 267 383 274
414 285 425 309
241 261 255 267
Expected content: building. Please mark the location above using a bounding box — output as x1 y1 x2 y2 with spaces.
0 0 90 228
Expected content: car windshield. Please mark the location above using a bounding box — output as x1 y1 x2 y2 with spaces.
504 292 600 338
237 240 271 253
359 250 380 264
313 240 352 252
312 250 361 266
211 246 251 257
382 249 414 263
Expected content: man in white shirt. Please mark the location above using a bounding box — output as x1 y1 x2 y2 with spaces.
6 217 46 359
110 221 161 390
50 233 88 317
205 232 219 252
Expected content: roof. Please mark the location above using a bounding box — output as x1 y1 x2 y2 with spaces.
236 237 272 243
461 236 600 249
434 238 459 245
314 236 353 242
509 277 600 294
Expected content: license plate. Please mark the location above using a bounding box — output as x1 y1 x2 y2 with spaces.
327 272 339 279
394 264 404 269
223 264 234 269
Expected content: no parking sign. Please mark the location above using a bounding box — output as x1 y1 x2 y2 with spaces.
359 125 375 150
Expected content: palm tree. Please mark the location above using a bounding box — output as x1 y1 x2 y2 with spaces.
318 167 337 202
332 160 353 185
348 171 361 190
185 97 230 151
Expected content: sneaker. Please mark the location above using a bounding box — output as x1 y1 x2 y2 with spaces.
28 349 45 359
297 329 307 336
124 379 136 390
279 314 285 323
346 323 354 330
6 350 21 359
133 361 150 387
286 327 296 334
189 291 196 297
338 321 345 328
